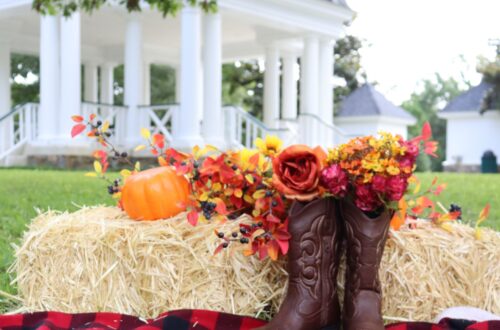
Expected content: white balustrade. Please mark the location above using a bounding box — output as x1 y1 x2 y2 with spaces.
139 104 179 145
224 106 294 149
298 112 354 147
80 102 128 145
0 103 39 160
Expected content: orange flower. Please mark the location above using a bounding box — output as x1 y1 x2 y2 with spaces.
272 145 326 201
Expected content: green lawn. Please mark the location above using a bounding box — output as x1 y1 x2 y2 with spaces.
0 169 499 312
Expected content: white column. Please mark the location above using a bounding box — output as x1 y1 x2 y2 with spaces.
83 62 98 102
319 38 334 124
124 15 143 146
38 15 60 141
281 53 297 120
0 41 10 116
300 35 319 116
59 12 81 140
174 65 181 103
100 63 114 104
263 46 280 128
202 11 223 146
143 62 151 105
0 39 11 152
173 4 203 148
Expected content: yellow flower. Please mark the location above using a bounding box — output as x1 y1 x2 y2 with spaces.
387 165 400 175
236 148 266 171
255 135 283 157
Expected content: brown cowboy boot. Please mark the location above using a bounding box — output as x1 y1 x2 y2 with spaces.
257 197 343 330
340 199 393 330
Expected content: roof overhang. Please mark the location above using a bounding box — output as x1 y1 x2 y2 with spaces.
438 109 500 120
335 115 417 126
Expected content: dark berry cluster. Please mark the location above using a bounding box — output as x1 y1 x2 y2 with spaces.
449 203 462 220
107 179 121 195
217 229 251 249
93 120 112 138
200 201 216 219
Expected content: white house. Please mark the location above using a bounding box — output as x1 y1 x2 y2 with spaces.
439 81 500 172
0 0 357 166
335 83 416 140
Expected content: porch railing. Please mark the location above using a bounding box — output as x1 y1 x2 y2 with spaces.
138 104 179 145
81 102 128 143
298 112 355 146
224 106 294 149
0 103 39 161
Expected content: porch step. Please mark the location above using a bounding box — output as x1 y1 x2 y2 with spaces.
3 154 28 167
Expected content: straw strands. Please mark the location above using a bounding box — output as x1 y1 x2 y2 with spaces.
10 207 500 321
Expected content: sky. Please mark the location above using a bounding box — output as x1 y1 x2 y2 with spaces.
345 0 500 105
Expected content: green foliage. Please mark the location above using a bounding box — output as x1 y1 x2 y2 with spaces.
477 47 500 112
401 74 464 171
32 0 217 17
113 65 124 105
334 35 367 110
10 54 40 106
222 61 263 119
150 64 176 104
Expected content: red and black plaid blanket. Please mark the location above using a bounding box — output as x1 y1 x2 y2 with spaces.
0 309 498 330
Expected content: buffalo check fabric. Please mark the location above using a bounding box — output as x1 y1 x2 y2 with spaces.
0 310 498 330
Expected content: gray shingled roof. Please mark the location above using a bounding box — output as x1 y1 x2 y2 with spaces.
337 84 416 120
442 81 493 113
327 0 350 9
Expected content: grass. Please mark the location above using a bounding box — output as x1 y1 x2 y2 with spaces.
415 172 500 230
0 168 498 312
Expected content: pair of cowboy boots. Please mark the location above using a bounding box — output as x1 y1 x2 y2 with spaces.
257 197 392 330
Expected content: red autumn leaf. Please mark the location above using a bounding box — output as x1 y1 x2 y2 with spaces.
424 141 438 158
273 229 291 241
93 150 107 160
215 200 228 215
478 203 490 224
431 176 438 186
89 114 96 121
266 213 281 224
267 240 280 261
71 124 86 138
213 243 225 256
71 115 84 123
421 122 432 141
153 134 165 149
433 183 447 196
187 210 199 226
151 149 159 156
102 162 109 174
276 238 289 255
258 244 268 260
87 130 96 137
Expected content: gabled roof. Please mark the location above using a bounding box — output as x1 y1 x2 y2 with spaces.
337 83 416 121
442 81 493 113
327 0 350 9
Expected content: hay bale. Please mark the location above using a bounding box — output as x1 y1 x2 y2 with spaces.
11 207 500 322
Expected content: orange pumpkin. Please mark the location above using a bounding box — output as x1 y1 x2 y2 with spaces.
121 166 190 221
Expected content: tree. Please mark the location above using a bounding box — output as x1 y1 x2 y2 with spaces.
477 42 500 112
32 0 216 17
401 74 464 171
10 54 40 106
333 35 367 111
222 61 263 119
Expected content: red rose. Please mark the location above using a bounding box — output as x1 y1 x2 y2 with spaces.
386 176 408 201
354 184 382 212
272 145 326 201
320 164 349 198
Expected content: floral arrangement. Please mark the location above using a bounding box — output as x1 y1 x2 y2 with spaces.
70 115 489 260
